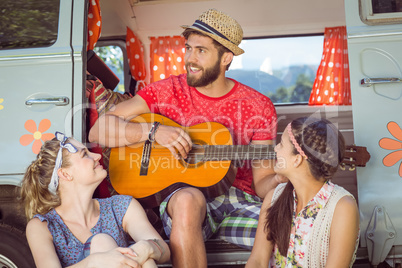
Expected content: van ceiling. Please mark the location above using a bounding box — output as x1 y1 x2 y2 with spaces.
99 0 346 41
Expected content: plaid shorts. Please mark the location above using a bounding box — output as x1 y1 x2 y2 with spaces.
159 186 262 250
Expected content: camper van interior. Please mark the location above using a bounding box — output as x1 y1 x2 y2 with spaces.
88 0 402 267
89 0 361 266
1 0 402 267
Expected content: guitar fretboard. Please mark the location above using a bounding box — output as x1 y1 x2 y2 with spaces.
201 144 276 161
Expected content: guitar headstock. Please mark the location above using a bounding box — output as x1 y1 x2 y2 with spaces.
340 145 371 171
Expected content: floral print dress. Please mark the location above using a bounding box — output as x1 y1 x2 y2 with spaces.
270 181 334 268
34 195 132 267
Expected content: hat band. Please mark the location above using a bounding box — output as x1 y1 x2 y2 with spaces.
192 20 235 45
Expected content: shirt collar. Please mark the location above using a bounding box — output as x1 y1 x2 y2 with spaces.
293 180 334 210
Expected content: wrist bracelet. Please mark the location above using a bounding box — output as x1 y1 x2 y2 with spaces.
148 122 161 142
148 239 164 258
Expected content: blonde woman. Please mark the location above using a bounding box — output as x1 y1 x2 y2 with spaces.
246 117 359 268
20 132 170 268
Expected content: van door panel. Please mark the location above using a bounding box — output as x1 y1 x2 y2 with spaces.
346 0 402 252
70 0 87 143
0 0 85 182
361 47 402 100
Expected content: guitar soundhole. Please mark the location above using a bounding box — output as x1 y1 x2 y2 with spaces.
179 141 206 168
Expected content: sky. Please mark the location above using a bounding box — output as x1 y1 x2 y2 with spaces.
231 35 324 71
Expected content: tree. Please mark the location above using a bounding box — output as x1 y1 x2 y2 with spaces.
94 46 124 75
269 87 290 103
289 74 314 103
93 45 125 92
0 0 59 49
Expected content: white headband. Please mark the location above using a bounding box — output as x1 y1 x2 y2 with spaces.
48 132 78 195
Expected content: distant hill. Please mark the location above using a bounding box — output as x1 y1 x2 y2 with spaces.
227 64 318 96
279 65 318 87
227 69 284 95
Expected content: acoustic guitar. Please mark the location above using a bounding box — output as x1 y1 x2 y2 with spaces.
109 113 371 208
109 113 276 208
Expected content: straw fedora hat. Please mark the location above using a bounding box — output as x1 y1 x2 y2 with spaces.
181 9 244 56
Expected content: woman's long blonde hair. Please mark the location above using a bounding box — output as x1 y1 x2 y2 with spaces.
20 137 72 220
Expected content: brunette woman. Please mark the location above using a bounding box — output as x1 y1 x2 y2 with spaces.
246 117 359 268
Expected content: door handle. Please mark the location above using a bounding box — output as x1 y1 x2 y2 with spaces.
360 77 402 87
25 97 70 106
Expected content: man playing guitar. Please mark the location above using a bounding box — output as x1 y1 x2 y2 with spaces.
89 8 284 268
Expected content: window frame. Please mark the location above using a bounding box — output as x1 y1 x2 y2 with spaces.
360 0 402 25
94 39 131 93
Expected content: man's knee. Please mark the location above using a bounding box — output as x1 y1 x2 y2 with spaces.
167 188 206 221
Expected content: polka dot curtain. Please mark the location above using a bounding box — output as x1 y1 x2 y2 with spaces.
150 36 186 83
309 26 352 105
126 27 147 92
87 0 101 51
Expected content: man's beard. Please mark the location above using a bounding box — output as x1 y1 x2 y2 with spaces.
186 59 221 87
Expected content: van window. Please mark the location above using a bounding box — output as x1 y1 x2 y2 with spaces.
360 0 402 24
93 45 125 93
0 0 59 49
372 0 402 13
94 35 324 103
227 35 324 105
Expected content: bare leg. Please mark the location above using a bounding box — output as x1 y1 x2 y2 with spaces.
167 188 207 268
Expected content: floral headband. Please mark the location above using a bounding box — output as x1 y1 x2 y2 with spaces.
48 132 78 195
287 123 308 159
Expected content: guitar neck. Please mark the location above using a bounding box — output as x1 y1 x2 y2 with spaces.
201 144 276 161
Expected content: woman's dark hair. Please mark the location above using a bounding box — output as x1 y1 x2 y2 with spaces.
265 117 345 256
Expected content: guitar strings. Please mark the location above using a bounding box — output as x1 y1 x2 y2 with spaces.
123 147 277 159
